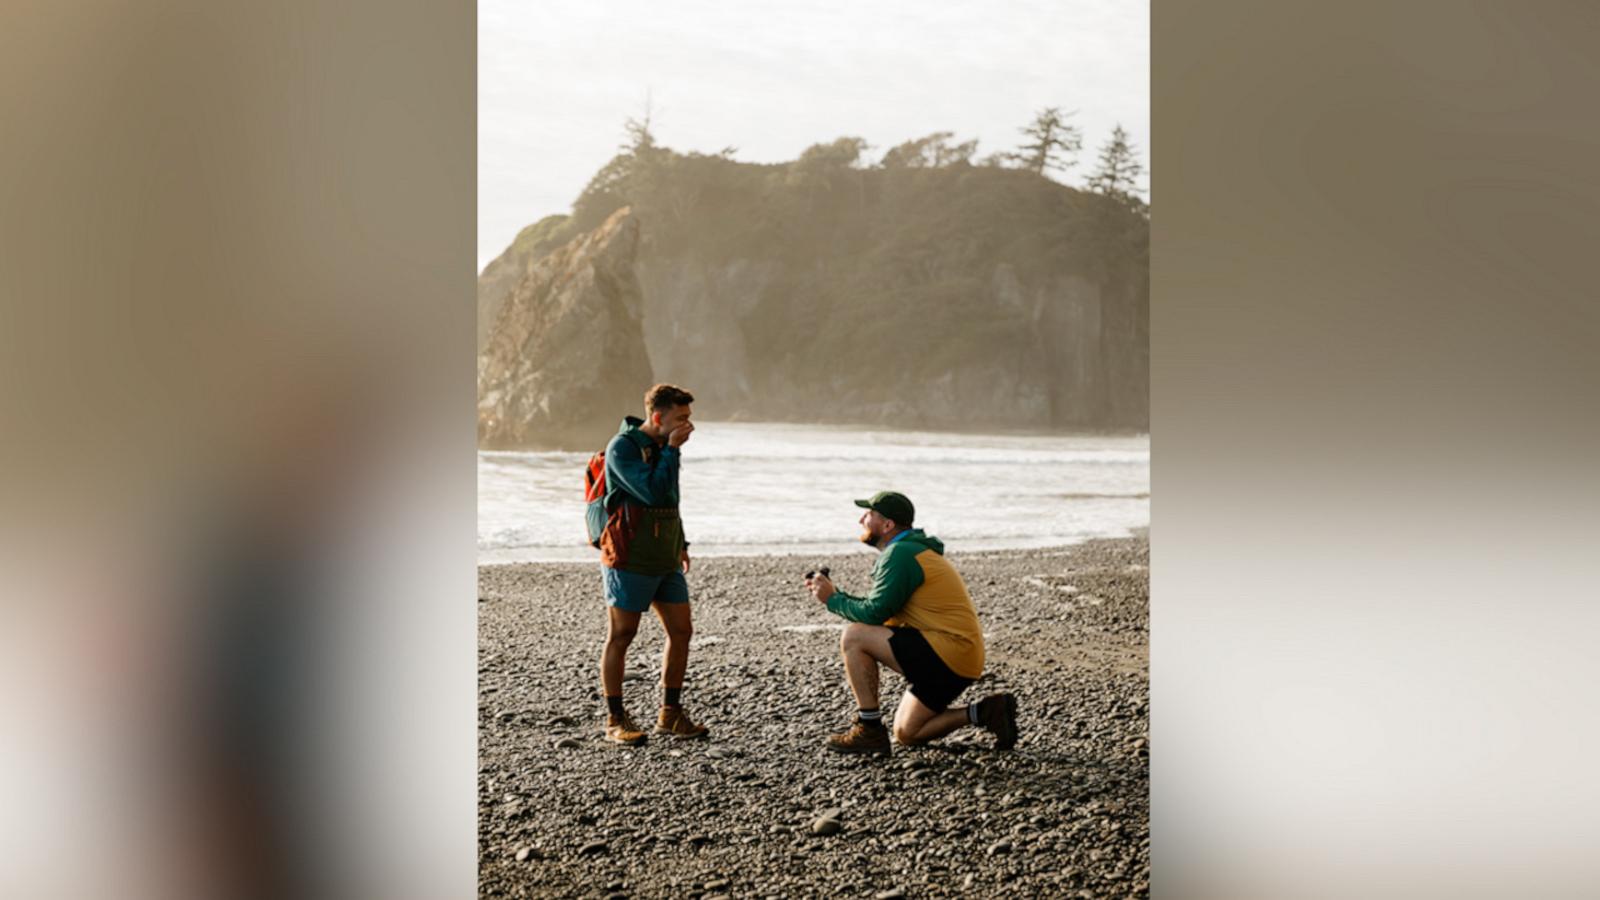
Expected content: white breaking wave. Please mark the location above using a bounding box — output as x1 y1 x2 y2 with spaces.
479 421 1148 563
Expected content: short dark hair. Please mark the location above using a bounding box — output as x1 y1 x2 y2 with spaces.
644 383 695 412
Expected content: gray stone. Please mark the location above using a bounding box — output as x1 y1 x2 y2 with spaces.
477 209 653 450
811 818 842 836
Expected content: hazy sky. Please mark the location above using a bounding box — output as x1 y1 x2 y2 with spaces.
479 0 1148 270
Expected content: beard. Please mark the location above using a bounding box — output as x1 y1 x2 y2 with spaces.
859 529 881 548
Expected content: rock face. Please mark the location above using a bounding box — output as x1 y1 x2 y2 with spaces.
479 155 1150 440
478 214 571 353
477 208 653 450
631 258 1146 431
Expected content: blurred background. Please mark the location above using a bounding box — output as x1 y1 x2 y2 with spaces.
1 2 473 898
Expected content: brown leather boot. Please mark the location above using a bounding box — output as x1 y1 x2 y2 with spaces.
604 712 647 746
655 705 709 739
825 718 891 756
974 693 1019 750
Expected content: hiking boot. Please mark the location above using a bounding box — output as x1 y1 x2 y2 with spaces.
604 713 647 746
655 705 709 739
826 719 891 756
975 693 1019 750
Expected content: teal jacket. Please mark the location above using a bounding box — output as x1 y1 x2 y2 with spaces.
604 416 681 507
598 416 687 575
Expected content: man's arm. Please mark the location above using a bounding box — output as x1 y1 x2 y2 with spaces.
825 548 924 624
605 438 679 507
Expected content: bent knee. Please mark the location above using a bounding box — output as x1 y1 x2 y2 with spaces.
840 622 872 649
893 725 922 746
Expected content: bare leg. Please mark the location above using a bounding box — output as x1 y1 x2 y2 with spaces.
893 694 971 746
652 600 693 693
599 607 641 700
839 623 901 711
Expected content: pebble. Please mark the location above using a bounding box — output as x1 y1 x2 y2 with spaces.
874 890 906 899
811 818 843 836
478 540 1149 897
553 737 582 749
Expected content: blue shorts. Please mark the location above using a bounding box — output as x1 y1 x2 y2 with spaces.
601 566 689 613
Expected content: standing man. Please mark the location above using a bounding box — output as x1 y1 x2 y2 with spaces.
596 384 708 745
805 491 1018 755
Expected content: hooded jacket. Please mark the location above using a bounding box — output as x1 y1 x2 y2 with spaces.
598 416 687 575
825 529 985 679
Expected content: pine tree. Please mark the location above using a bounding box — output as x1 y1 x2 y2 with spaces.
1088 124 1145 206
1011 107 1083 176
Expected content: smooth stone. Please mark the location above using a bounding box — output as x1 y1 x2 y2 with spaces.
578 841 608 856
553 737 582 749
812 818 842 836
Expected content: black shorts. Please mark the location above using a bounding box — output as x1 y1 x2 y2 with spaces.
887 627 975 713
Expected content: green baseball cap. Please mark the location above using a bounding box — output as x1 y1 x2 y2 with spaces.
854 491 915 527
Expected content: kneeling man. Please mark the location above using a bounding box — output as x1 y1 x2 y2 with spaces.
805 491 1018 755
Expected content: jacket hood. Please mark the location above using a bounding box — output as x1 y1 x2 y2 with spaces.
894 528 944 555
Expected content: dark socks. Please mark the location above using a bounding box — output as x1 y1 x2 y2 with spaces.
663 686 682 708
858 707 883 725
606 695 624 718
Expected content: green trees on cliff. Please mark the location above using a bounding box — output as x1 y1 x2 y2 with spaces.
483 105 1150 430
563 106 1143 243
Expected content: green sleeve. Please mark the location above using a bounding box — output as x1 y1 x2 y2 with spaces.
825 546 924 624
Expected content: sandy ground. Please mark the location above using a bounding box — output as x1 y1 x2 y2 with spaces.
479 533 1149 899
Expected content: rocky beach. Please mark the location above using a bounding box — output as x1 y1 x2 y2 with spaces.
479 533 1149 898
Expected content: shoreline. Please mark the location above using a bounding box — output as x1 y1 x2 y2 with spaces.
479 534 1150 897
478 527 1149 568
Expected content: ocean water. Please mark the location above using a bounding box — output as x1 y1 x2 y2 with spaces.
478 422 1148 564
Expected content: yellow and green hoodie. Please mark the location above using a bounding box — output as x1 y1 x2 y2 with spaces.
825 530 985 679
